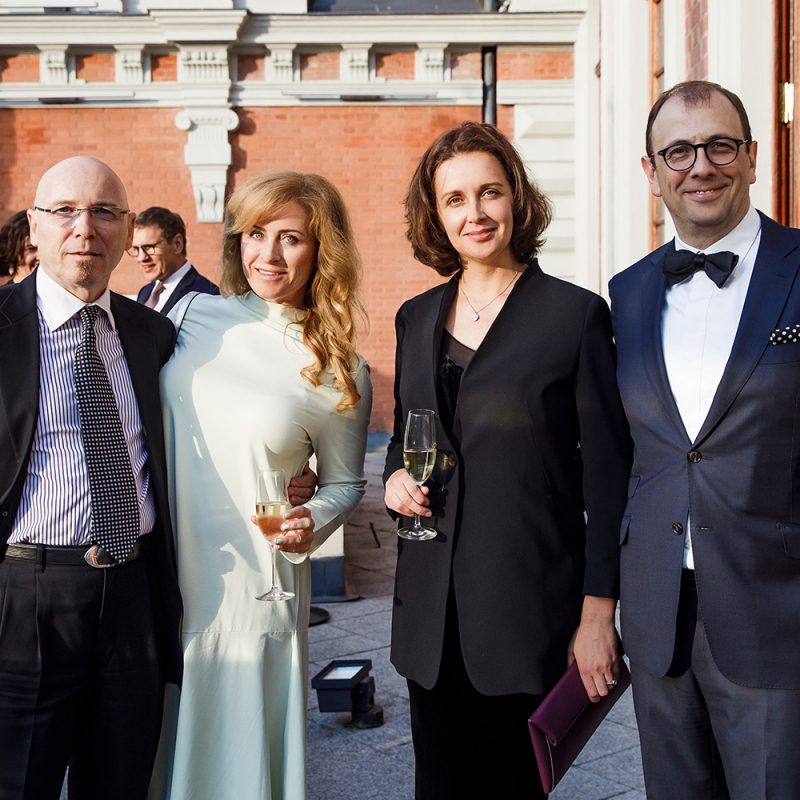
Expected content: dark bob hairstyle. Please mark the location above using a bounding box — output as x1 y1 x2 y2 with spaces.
405 121 553 277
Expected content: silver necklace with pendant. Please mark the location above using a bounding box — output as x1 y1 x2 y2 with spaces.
459 269 520 321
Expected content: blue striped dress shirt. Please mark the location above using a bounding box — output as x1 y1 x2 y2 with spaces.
9 268 155 545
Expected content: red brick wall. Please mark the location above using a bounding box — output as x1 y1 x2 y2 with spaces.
238 54 265 82
0 53 39 82
300 52 339 80
686 0 708 80
497 49 574 81
450 50 482 80
151 54 177 82
75 53 115 82
375 52 415 80
0 103 515 430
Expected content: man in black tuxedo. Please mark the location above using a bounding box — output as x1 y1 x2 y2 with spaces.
0 157 183 800
611 81 800 798
132 206 218 314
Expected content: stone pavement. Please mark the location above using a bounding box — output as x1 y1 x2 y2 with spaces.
307 452 646 800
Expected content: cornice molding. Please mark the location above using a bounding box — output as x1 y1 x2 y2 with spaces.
150 8 247 42
242 12 584 45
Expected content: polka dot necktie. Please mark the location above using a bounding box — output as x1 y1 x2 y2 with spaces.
74 304 140 563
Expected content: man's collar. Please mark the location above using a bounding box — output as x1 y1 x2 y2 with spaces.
674 204 761 258
161 260 192 287
36 266 115 332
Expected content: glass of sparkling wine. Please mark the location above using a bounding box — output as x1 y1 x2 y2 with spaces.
255 469 295 601
398 409 438 541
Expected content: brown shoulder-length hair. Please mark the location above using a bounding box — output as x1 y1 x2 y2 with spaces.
0 210 31 279
405 121 553 277
221 171 366 412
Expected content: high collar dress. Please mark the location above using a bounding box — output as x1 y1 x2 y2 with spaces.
150 292 372 800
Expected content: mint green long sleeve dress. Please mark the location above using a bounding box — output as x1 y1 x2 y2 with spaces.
150 292 371 800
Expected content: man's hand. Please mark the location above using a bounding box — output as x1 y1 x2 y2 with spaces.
288 463 317 505
384 468 431 517
567 595 620 703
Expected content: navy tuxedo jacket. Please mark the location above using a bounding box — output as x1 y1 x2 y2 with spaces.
137 264 218 315
385 263 632 696
610 211 800 688
0 274 184 685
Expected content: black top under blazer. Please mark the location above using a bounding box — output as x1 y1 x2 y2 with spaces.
384 262 632 696
137 264 219 315
0 274 184 686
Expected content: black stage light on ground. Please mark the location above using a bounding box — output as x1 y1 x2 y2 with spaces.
311 659 384 729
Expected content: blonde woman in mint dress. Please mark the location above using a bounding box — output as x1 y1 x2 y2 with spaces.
152 172 371 800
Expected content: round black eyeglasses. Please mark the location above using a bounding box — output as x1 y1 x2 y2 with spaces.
651 137 750 172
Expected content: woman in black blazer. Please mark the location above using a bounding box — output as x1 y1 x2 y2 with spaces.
384 122 632 798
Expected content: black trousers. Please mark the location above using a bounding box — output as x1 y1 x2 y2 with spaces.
0 551 165 800
631 576 800 800
407 593 546 800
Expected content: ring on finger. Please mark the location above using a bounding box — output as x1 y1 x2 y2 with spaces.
606 680 618 688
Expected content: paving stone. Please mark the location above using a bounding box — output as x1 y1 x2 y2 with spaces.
580 745 645 791
574 718 642 764
550 765 632 800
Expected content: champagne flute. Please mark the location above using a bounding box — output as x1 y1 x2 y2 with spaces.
398 409 438 541
255 469 295 601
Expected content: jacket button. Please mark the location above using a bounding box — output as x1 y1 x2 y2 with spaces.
672 522 684 535
0 510 7 518
688 451 702 463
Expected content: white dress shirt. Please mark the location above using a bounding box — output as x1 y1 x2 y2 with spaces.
10 267 155 545
151 260 191 312
662 204 762 568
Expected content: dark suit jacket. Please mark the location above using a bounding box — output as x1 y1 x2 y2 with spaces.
384 262 632 695
0 274 184 685
137 264 219 315
610 211 800 689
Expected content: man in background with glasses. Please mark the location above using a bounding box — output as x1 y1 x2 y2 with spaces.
131 206 218 315
0 156 182 800
610 81 800 798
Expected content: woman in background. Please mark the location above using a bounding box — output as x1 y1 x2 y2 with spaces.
384 122 632 798
155 171 372 800
0 210 38 285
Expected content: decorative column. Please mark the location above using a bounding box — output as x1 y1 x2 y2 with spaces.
116 46 145 84
174 108 240 223
40 46 69 84
269 44 296 82
341 44 370 82
417 44 446 82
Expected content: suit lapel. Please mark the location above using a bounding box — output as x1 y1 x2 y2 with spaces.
638 248 693 444
0 277 41 470
111 295 163 455
161 266 197 316
695 214 800 444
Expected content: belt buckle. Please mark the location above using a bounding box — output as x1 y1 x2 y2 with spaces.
84 545 116 568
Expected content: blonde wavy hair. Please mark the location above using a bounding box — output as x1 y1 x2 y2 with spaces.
220 171 366 412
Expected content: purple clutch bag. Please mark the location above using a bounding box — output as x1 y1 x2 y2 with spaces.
528 659 631 794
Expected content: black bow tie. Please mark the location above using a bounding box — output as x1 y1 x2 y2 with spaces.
662 249 739 289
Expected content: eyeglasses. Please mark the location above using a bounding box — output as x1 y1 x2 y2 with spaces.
126 239 167 258
652 137 750 172
34 205 130 227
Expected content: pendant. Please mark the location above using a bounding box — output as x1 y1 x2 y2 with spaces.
471 313 479 321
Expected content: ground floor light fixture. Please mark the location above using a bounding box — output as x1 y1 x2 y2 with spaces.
311 659 384 729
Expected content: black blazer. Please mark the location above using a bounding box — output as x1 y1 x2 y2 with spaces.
611 212 800 688
137 264 219 315
385 262 632 695
0 274 184 685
